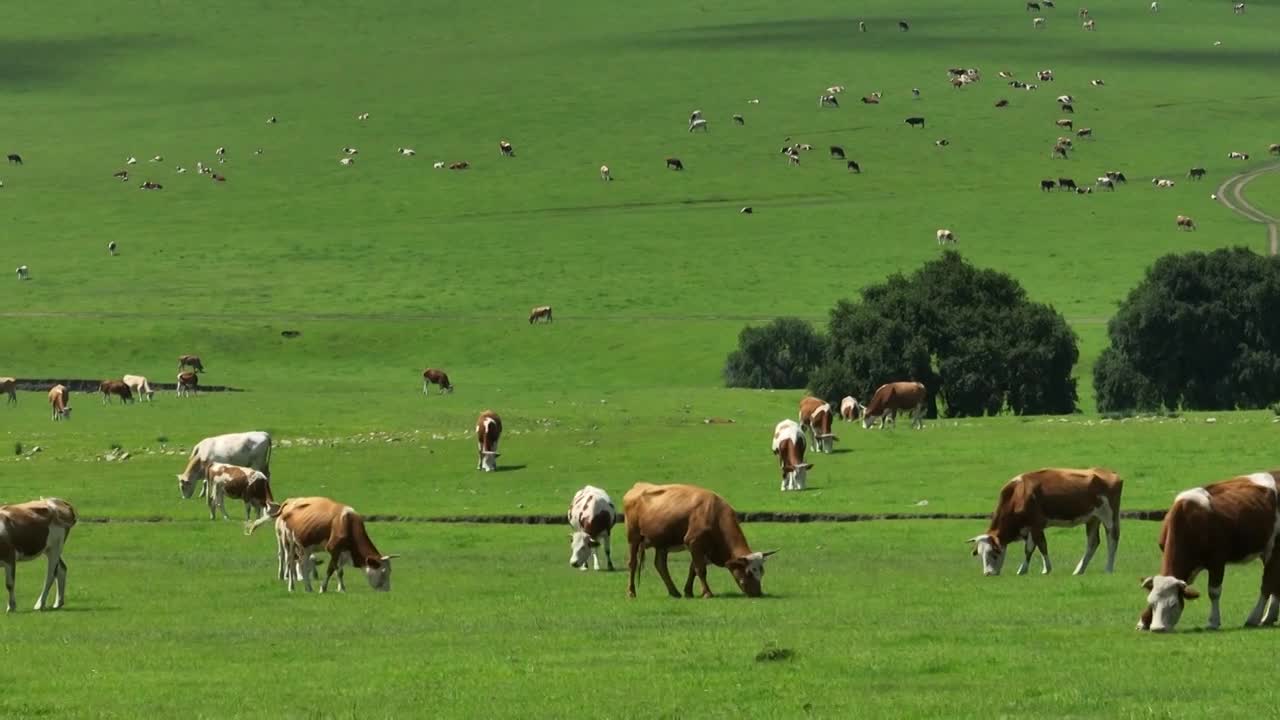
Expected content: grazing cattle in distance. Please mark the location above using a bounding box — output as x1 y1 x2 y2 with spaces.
913 88 921 98
1076 186 1094 195
1027 1 1040 10
936 228 956 244
968 468 1123 577
689 118 709 133
1138 473 1280 632
819 94 840 108
0 498 77 612
739 206 753 214
476 410 502 472
830 146 846 159
1228 151 1250 160
1043 0 1055 6
6 153 22 165
935 139 949 147
905 116 925 128
847 160 862 173
898 20 910 31
1188 167 1206 180
772 419 812 492
249 497 398 593
1176 215 1197 231
448 161 469 170
1058 178 1077 191
1078 6 1089 17
1105 170 1127 183
202 462 276 521
1090 79 1105 87
1060 103 1074 113
1 377 15 406
108 241 118 256
177 371 199 397
732 114 744 125
568 485 617 571
1076 127 1093 138
397 147 416 157
840 396 862 421
16 265 30 280
113 170 129 181
623 482 777 598
98 379 134 404
665 157 684 171
48 384 71 421
433 161 445 169
1052 144 1069 159
861 95 880 104
529 305 553 324
1056 94 1072 104
1269 143 1280 155
1033 16 1045 27
1151 1 1159 11
1096 177 1116 191
1083 18 1096 29
995 99 1009 107
422 368 454 394
798 396 837 454
1057 136 1074 148
689 109 702 124
177 431 273 499
499 140 515 157
1041 179 1057 191
859 21 866 31
178 354 205 372
1153 178 1176 188
787 153 801 167
599 164 612 181
1233 2 1245 13
139 181 162 190
1056 118 1073 129
122 374 154 401
863 381 927 430
1039 70 1055 82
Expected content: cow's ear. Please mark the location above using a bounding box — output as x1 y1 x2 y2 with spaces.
1140 576 1155 590
1181 584 1200 600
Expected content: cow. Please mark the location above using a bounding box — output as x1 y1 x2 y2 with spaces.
140 181 163 190
623 483 777 598
122 374 154 401
600 165 612 181
732 114 744 125
248 497 397 593
1228 151 1250 160
1270 144 1280 156
898 20 910 31
995 99 1009 108
98 379 134 404
689 110 702 124
398 147 416 157
1090 79 1105 87
935 139 950 147
1056 118 1073 129
798 396 837 454
1060 103 1074 113
1033 16 1045 27
840 395 862 421
1056 94 1073 104
448 161 469 170
1176 215 1197 231
339 157 355 167
787 152 801 167
1151 1 1159 11
1076 127 1093 139
859 21 866 31
6 153 21 165
202 462 276 521
967 468 1123 577
863 381 927 430
1 377 15 406
113 170 129 181
108 241 118 256
847 160 861 173
15 265 29 280
1052 144 1069 159
1096 176 1115 191
861 95 880 104
178 354 205 372
1105 170 1127 183
1153 178 1176 188
499 140 515 157
1137 473 1280 632
1083 18 1096 29
819 94 840 108
905 116 926 128
1058 178 1077 191
1233 2 1245 13
936 228 956 244
688 118 709 132
422 368 454 394
830 146 846 159
568 485 616 571
529 305 553 324
0 498 77 612
476 410 502 472
1187 167 1206 180
772 419 812 492
665 157 684 171
1039 70 1055 82
1027 2 1040 10
176 371 199 397
48 384 71 421
176 431 273 500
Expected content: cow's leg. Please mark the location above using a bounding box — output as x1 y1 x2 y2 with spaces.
1262 594 1280 626
1205 565 1225 629
285 544 298 591
603 533 615 572
423 380 429 395
53 558 67 609
683 560 698 598
626 542 641 598
300 554 316 593
1103 510 1120 573
217 487 231 521
653 549 681 598
1016 536 1035 575
1073 519 1102 575
34 550 59 610
3 560 15 612
1032 528 1052 574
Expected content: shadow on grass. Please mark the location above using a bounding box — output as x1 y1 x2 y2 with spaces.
493 464 528 473
0 34 178 90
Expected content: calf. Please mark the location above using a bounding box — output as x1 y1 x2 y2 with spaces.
732 114 744 125
1137 473 1280 632
1033 16 1046 27
861 95 880 104
1083 18 1096 29
1153 178 1176 188
1 377 15 406
1269 144 1280 156
476 410 502 472
0 498 77 612
448 161 469 170
178 354 205 372
772 419 812 492
665 157 684 171
99 379 134 404
48 384 71 421
177 371 199 397
568 485 616 571
1039 70 1055 82
122 374 154 401
1056 118 1073 129
905 116 926 128
177 431 273 500
840 395 861 421
863 381 926 429
936 228 956 244
203 462 276 521
249 497 397 593
968 468 1122 576
1076 127 1093 138
529 305 553 323
422 368 454 394
798 396 837 453
995 99 1009 108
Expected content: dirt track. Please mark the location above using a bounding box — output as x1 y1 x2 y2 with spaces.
1216 162 1280 255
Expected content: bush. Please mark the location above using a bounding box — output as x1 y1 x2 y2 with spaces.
724 317 827 389
1095 248 1280 412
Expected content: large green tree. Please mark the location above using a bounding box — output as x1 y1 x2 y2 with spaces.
723 317 827 389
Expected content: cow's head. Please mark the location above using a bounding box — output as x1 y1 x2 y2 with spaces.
861 414 880 430
781 463 813 491
178 460 203 499
725 550 777 597
364 554 400 591
480 451 500 472
1138 576 1199 632
569 531 598 569
967 534 1006 576
816 433 838 454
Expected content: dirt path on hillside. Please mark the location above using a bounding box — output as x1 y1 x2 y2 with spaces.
1216 162 1280 255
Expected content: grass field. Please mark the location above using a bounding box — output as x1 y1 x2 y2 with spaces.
3 0 1280 716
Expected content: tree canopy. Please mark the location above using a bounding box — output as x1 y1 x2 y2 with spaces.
723 317 827 389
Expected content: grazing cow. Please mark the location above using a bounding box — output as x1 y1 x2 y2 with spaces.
529 305 553 324
819 94 840 108
6 153 21 165
830 146 846 159
178 354 204 372
1153 178 1176 188
1041 179 1057 191
203 462 276 521
249 497 397 593
1060 103 1074 113
99 380 134 404
568 485 617 571
1076 187 1094 195
122 374 154 401
995 99 1009 108
1105 170 1127 183
665 157 684 171
1056 118 1073 129
1188 167 1206 180
1027 2 1040 10
935 139 949 147
1090 79 1105 87
600 164 612 181
1233 2 1245 13
623 482 777 598
1151 1 1159 11
1039 70 1055 82
448 161 469 170
108 241 118 256
1137 473 1280 632
356 112 370 121
859 20 867 31
1076 127 1093 138
176 431 273 500
739 207 753 214
397 147 416 157
475 410 502 472
732 114 744 125
998 71 1014 78
0 498 77 612
422 368 454 394
1058 178 1077 191
772 419 812 492
1056 94 1073 104
1043 0 1055 8
905 116 926 128
1057 136 1074 147
1269 143 1280 156
689 118 709 133
15 265 29 280
1096 177 1116 191
936 228 957 244
1078 7 1089 17
863 381 927 430
48 385 71 421
1033 16 1045 27
140 181 162 190
847 160 861 173
433 161 445 169
861 95 880 104
1228 151 1250 160
499 140 515 157
1083 19 1096 29
840 396 862 421
913 87 921 98
898 20 910 31
798 396 837 454
1052 144 1070 159
787 153 801 167
113 170 129 181
968 468 1123 577
689 110 702 124
176 371 199 397
0 377 14 406
1176 215 1197 231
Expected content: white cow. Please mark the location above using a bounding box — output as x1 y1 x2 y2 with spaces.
689 118 709 132
600 165 612 181
840 396 862 422
772 419 812 492
15 265 29 280
176 431 273 499
936 228 956 244
122 374 154 402
568 486 617 571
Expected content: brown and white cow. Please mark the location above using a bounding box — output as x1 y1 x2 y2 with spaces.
48 384 71 421
798 396 837 453
476 410 502 471
862 381 927 429
202 462 277 521
1 377 15 406
1176 215 1197 231
839 395 862 422
177 431 273 499
1137 473 1280 632
176 371 199 397
0 498 77 612
967 468 1123 576
422 368 454 394
529 305 553 324
568 485 616 571
772 419 812 492
122 374 154 401
624 483 776 598
99 379 134 404
178 354 205 372
249 497 398 593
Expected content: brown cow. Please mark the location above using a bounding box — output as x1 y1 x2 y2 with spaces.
1138 473 1280 632
99 379 134 404
249 497 398 593
203 462 276 521
529 305 553 324
422 368 454 394
178 354 205 372
449 161 470 170
798 396 837 453
476 410 502 472
862 381 927 429
967 468 1123 576
177 371 199 397
1 377 15 406
48 384 71 421
623 483 777 598
0 498 78 612
1176 215 1197 231
772 420 812 491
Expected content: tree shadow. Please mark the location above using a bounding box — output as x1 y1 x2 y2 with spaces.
0 34 178 90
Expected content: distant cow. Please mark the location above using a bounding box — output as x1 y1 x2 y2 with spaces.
819 94 840 108
1033 16 1045 27
1052 144 1069 159
1039 70 1055 82
499 140 515 157
1187 167 1206 180
861 95 880 104
995 99 1009 108
1041 179 1056 191
905 116 926 128
1083 18 1096 29
122 374 154 401
176 371 199 397
98 380 134 405
732 114 744 125
569 485 616 571
1056 118 1073 129
178 355 205 372
0 497 77 612
898 20 910 31
863 381 927 430
1096 177 1115 191
1060 103 1074 113
422 368 454 394
830 146 846 159
48 384 71 421
1228 151 1250 160
476 410 502 472
202 462 276 521
6 154 21 165
1176 215 1197 231
798 396 837 454
1233 2 1245 13
448 161 469 170
600 165 612 181
936 228 956 244
689 118 709 132
1 377 15 406
1076 127 1093 138
529 305 553 324
772 419 812 492
1269 143 1280 156
16 265 30 280
1027 1 1040 9
665 157 684 170
1105 171 1127 183
847 160 861 173
1058 178 1077 191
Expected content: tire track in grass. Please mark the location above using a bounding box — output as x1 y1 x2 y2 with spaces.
1216 162 1280 255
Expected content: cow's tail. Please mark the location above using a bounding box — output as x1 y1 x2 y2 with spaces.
246 502 282 536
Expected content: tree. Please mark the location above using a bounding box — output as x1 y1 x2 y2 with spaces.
723 317 827 389
809 251 1079 417
1094 247 1280 412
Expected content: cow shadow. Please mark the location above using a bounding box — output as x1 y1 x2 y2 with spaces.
494 464 527 473
826 448 854 455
